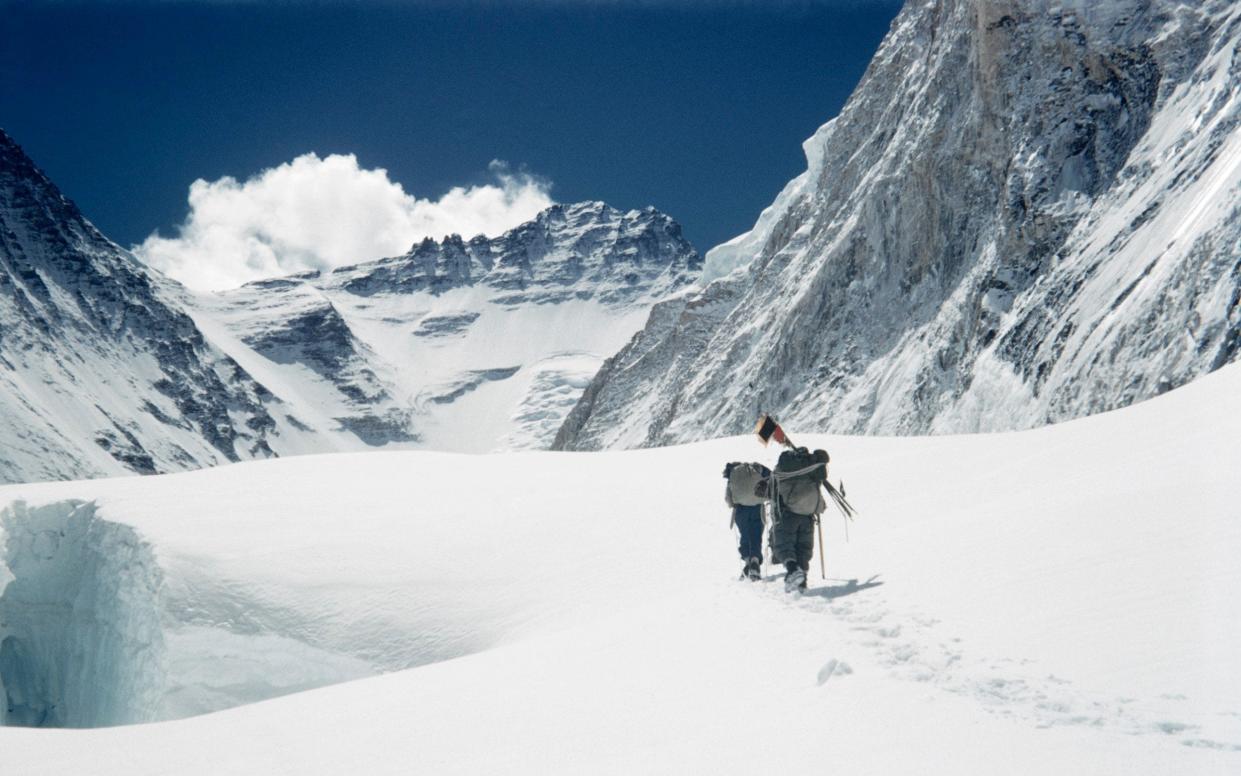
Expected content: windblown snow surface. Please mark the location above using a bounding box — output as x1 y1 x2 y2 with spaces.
0 364 1237 773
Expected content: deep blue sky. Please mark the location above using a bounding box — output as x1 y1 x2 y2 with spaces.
0 1 901 254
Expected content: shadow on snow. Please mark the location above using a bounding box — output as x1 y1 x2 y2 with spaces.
804 575 884 600
757 573 884 601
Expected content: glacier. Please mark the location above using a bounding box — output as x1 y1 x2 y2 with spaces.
0 359 1236 772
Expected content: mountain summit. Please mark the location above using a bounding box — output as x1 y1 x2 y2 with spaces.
329 200 698 304
0 130 279 483
202 198 700 453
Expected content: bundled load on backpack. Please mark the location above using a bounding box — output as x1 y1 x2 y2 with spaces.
771 447 829 517
723 461 769 507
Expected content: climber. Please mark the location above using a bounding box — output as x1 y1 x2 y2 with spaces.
769 447 830 592
723 461 771 580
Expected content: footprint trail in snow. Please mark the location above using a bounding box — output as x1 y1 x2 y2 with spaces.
741 572 1241 753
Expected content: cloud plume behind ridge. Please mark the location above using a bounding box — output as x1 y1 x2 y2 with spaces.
135 153 554 291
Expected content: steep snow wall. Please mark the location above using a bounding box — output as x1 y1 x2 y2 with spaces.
555 0 1241 449
0 501 164 728
0 499 375 727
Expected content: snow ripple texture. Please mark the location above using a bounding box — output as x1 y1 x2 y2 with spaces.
758 575 1235 749
555 0 1241 450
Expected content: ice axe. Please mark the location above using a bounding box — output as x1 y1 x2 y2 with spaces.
754 413 857 518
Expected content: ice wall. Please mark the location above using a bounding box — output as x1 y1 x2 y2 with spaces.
0 501 165 728
0 499 377 728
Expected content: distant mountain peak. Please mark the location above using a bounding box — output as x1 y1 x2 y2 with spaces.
1 131 707 479
198 198 701 454
322 199 700 303
0 131 281 483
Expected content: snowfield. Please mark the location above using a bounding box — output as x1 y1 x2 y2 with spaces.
0 363 1238 773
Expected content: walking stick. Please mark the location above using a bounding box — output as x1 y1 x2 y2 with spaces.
762 502 769 576
816 513 826 579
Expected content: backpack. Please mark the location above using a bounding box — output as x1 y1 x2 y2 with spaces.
724 462 769 507
774 447 827 516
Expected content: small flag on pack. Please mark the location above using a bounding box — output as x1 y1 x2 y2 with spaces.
754 414 787 446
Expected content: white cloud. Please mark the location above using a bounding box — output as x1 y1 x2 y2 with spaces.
134 153 555 291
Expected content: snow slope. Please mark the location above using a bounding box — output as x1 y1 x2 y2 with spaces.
0 361 1237 773
556 0 1241 450
0 130 281 484
196 201 700 455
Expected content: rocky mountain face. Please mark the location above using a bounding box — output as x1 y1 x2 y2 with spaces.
201 200 701 454
555 0 1241 450
334 201 695 305
0 133 699 484
0 130 279 483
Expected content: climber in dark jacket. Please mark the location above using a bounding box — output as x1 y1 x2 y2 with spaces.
771 448 830 592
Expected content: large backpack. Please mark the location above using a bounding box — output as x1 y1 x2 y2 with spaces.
724 462 769 507
774 447 827 516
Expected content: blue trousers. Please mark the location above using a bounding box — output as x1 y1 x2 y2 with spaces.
733 505 764 560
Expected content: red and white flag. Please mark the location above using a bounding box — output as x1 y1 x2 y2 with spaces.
753 414 787 446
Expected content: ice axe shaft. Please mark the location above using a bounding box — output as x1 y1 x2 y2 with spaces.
817 515 826 579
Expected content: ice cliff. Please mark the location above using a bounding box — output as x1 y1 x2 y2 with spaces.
0 502 164 727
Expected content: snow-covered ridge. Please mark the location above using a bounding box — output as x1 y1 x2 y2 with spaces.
0 359 1237 772
0 130 281 484
0 128 701 481
323 200 698 305
556 0 1241 450
199 199 701 454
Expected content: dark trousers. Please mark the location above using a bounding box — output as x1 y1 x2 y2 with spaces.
733 504 764 560
772 511 815 571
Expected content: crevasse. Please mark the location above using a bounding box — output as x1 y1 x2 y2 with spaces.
0 501 165 728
